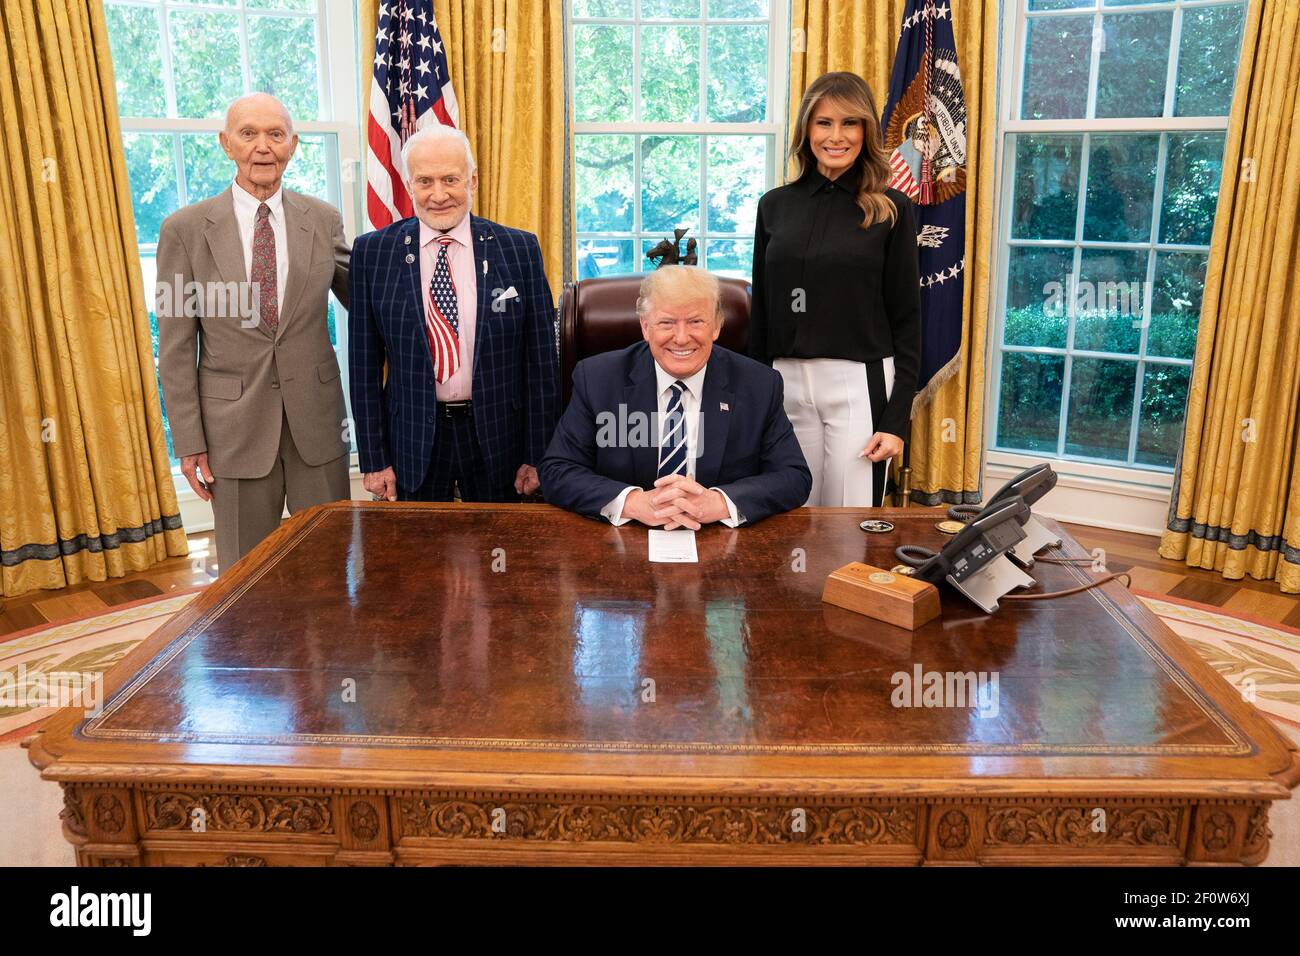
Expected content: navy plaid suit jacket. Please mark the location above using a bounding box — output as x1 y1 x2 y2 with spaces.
348 214 559 492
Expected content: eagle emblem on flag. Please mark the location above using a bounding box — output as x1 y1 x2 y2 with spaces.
882 0 969 406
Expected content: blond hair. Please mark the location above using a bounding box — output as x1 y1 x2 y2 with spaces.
789 72 897 229
636 266 723 326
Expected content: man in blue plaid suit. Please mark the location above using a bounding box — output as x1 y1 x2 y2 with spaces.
349 126 559 501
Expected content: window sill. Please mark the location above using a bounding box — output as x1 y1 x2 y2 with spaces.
984 450 1174 537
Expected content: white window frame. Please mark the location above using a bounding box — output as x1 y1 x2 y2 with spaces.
984 0 1243 526
569 0 790 278
107 0 366 531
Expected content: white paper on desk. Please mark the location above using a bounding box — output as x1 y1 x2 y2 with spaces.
648 529 698 563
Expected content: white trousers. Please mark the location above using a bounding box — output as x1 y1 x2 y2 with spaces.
775 356 896 507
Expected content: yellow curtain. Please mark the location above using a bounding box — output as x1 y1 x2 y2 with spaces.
358 0 567 302
1160 0 1300 592
790 0 998 505
0 0 187 598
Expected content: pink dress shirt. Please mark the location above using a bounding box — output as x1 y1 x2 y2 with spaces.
419 214 477 401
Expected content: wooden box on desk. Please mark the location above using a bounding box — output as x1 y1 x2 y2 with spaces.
821 562 941 630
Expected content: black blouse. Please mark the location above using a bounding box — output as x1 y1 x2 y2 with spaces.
749 166 922 439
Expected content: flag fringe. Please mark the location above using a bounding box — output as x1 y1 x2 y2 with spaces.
910 345 963 416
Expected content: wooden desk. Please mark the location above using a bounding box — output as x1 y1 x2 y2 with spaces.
27 502 1299 866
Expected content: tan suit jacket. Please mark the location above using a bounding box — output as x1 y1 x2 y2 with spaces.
157 186 350 479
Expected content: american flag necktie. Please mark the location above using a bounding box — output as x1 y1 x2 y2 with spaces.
657 381 688 481
424 236 460 383
251 203 278 333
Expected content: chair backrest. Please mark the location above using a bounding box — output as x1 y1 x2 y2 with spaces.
557 274 751 403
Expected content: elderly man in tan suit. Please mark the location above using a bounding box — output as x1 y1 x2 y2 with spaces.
158 93 350 574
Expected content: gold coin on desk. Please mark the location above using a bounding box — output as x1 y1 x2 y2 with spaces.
890 564 917 576
935 519 965 535
859 519 895 533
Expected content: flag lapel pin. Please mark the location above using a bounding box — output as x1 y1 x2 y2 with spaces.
720 402 729 411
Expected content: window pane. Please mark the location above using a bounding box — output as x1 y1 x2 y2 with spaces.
1030 0 1092 9
105 3 165 117
249 15 319 120
1094 12 1172 119
1005 247 1071 349
170 0 236 6
1148 251 1206 360
122 132 179 245
575 135 634 232
169 11 243 119
1064 357 1136 460
1074 248 1146 354
1136 363 1191 468
283 134 329 200
1010 134 1082 240
1021 16 1092 120
574 25 633 123
246 0 314 10
1160 132 1225 246
1175 3 1246 117
1083 133 1159 242
708 0 767 16
641 134 700 233
643 0 701 17
707 25 766 122
705 238 753 278
180 134 233 204
577 239 636 278
706 135 765 234
641 26 700 122
997 353 1065 453
573 0 634 16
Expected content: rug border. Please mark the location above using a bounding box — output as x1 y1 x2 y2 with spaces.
0 585 207 648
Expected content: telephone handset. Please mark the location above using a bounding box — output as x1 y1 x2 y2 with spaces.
895 496 1037 613
947 463 1062 568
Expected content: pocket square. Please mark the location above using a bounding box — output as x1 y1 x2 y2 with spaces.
493 286 519 306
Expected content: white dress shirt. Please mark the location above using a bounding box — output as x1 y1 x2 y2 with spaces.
420 214 477 402
600 361 744 527
230 180 287 315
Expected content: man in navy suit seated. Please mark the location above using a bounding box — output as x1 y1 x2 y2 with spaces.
349 125 558 502
541 266 811 528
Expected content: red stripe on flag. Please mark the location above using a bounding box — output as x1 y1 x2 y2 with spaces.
431 97 454 128
367 117 413 222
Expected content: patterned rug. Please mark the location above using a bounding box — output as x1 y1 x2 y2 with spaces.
1135 590 1300 730
0 589 201 744
2 586 1298 865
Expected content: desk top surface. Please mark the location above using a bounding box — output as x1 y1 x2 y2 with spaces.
30 503 1300 796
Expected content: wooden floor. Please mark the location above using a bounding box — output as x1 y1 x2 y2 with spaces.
1 521 1298 635
0 532 218 637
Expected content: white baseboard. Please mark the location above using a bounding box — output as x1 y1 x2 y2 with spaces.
176 455 1174 539
983 455 1171 538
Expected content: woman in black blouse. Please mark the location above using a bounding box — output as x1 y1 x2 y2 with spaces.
750 71 921 507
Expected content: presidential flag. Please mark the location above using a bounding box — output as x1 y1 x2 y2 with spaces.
366 0 460 231
881 0 968 407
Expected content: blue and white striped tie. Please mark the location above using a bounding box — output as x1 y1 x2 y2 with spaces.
657 380 688 481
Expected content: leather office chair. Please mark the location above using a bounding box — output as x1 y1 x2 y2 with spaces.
557 274 752 404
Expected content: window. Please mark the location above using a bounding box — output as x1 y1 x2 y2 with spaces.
103 0 361 466
570 0 786 280
990 0 1247 472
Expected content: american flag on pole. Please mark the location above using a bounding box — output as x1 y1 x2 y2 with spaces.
881 0 968 404
366 0 460 231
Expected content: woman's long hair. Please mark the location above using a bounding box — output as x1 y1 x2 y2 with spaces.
788 72 897 229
